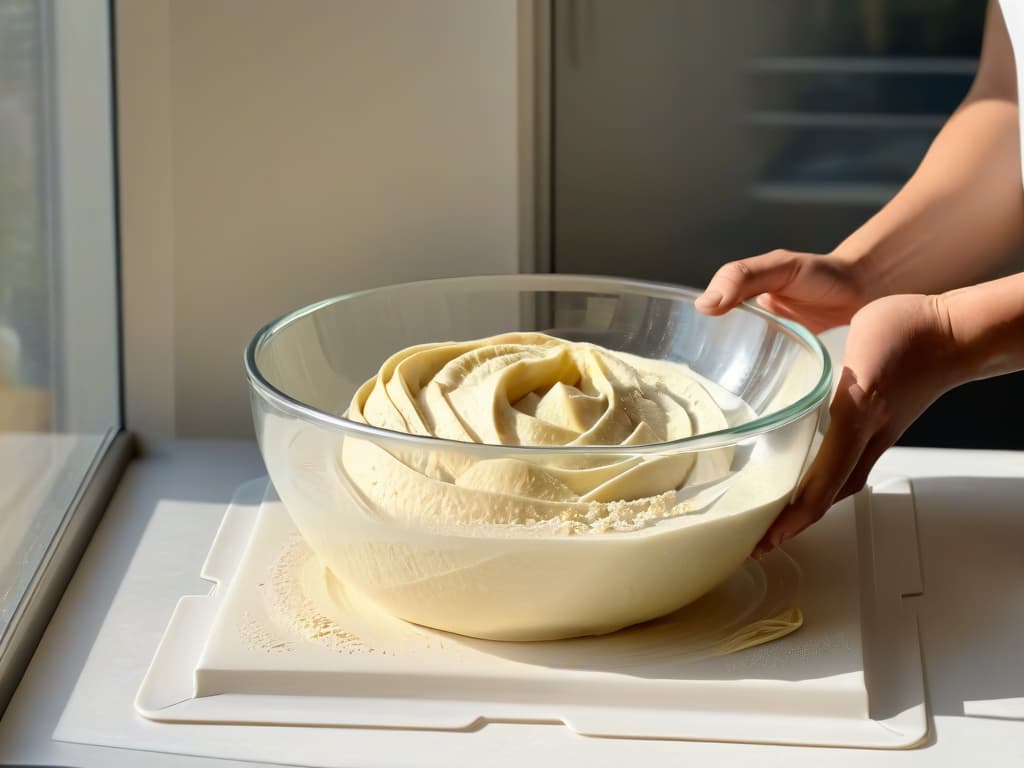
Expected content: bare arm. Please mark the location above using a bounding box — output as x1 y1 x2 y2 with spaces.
839 0 1024 298
697 2 1024 331
940 271 1024 381
700 2 1024 557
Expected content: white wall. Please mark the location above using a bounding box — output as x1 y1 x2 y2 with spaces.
118 0 522 440
54 0 121 434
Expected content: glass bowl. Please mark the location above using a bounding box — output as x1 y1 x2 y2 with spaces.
245 274 831 641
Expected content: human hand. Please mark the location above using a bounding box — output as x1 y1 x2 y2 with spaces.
752 293 960 556
695 250 872 333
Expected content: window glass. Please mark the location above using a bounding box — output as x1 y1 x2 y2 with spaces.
0 0 119 643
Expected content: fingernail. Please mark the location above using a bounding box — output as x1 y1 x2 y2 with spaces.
696 290 722 309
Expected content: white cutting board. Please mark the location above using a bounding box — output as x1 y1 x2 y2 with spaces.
135 476 926 748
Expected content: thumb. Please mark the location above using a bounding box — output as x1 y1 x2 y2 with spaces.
697 250 803 315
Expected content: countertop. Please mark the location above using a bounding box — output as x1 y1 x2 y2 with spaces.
0 440 1021 766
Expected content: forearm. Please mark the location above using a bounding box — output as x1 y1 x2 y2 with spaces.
939 271 1024 382
834 2 1024 299
836 99 1022 299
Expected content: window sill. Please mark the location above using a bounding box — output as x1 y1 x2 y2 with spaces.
1 440 1023 766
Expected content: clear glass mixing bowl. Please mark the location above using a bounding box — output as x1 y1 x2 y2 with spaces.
245 274 831 641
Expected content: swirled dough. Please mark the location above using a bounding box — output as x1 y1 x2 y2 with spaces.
343 332 734 535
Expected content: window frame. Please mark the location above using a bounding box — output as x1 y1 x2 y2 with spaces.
0 0 131 717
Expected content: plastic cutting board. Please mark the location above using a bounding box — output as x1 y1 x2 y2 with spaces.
135 477 927 748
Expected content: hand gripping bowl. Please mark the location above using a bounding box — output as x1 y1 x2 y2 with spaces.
245 275 831 641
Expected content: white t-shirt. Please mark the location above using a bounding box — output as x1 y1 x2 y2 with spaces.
1000 1 1024 180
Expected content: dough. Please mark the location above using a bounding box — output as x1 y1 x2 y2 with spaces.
343 332 734 535
286 548 803 662
268 332 814 640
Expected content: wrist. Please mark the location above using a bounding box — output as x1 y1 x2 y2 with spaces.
925 293 973 389
829 246 885 309
934 275 1024 382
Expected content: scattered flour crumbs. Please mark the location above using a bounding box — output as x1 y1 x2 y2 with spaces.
238 534 373 655
235 533 802 663
507 490 678 535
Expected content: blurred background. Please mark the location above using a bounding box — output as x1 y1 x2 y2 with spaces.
0 0 1018 448
549 0 1022 449
553 0 987 279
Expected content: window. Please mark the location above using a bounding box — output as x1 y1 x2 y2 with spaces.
0 0 122 676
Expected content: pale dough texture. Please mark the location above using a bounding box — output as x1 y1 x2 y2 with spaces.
265 332 815 640
344 332 733 535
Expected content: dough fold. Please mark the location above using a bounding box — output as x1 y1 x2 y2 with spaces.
343 333 733 535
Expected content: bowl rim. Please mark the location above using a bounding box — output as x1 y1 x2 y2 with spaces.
244 274 832 455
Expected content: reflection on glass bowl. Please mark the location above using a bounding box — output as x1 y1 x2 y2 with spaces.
245 275 831 641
